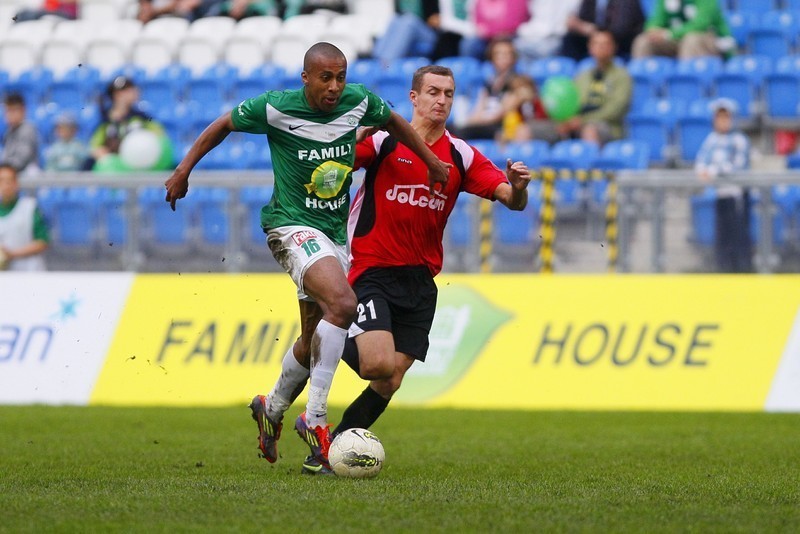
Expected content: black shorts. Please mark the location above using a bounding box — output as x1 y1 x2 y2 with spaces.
350 266 438 362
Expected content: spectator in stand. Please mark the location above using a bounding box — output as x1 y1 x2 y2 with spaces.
44 112 91 172
561 0 645 61
13 0 77 21
1 94 39 176
137 0 219 22
472 0 530 57
556 31 631 145
631 0 734 59
514 0 581 61
89 76 166 165
423 0 480 61
371 0 439 64
694 98 752 273
451 37 519 140
499 74 555 143
0 163 49 271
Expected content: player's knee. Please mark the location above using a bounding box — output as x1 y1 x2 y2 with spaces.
325 289 357 327
359 357 394 381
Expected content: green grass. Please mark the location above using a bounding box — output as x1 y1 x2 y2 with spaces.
1 407 799 533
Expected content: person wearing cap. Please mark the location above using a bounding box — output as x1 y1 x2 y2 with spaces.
89 75 166 165
694 97 752 273
44 112 91 172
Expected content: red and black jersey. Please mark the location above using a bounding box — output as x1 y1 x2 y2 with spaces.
347 129 508 284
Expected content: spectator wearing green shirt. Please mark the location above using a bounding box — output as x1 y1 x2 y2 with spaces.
0 163 49 271
557 31 632 145
631 0 734 59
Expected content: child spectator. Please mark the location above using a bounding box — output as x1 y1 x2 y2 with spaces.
44 112 91 172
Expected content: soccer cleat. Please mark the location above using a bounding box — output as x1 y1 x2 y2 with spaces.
249 395 282 463
301 454 333 476
294 412 332 469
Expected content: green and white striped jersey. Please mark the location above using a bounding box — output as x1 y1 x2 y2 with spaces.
231 84 391 245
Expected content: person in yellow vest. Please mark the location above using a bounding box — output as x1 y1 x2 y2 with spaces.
0 163 49 271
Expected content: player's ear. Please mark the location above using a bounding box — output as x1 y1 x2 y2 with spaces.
301 71 309 86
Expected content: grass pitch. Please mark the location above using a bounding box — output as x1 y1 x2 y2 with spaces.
1 406 799 533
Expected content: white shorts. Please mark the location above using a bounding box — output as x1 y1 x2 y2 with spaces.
266 225 349 301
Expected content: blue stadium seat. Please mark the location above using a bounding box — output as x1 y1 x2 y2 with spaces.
186 63 237 106
625 113 672 165
5 67 53 106
231 63 286 103
138 186 196 252
690 187 716 246
139 66 189 114
748 28 792 61
239 186 273 248
763 71 800 127
447 194 474 247
54 187 100 250
594 139 651 170
540 140 600 207
676 115 713 164
627 57 675 105
249 143 273 170
347 58 381 90
735 0 779 16
665 57 723 101
493 201 538 247
195 187 230 248
712 55 772 126
438 56 483 99
524 56 576 86
97 187 128 246
469 139 505 168
726 11 757 49
504 140 550 168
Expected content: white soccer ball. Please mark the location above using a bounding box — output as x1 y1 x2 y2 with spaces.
119 129 163 170
328 428 385 478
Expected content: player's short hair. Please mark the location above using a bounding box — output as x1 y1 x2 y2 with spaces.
303 42 346 71
3 92 25 107
411 65 455 92
0 162 18 176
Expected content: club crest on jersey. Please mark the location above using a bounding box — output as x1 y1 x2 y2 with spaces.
291 230 318 246
304 161 352 199
386 184 447 211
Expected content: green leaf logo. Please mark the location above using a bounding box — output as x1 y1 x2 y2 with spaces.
396 284 512 402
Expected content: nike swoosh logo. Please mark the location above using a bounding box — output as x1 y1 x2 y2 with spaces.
289 124 303 131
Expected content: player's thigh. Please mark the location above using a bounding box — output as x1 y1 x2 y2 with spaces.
267 225 352 306
350 293 395 376
302 256 356 321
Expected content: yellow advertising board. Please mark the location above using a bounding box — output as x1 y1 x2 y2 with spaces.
90 274 800 411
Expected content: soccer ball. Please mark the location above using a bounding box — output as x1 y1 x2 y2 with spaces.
328 428 385 478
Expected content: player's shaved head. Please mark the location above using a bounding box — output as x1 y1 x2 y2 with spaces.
303 42 346 71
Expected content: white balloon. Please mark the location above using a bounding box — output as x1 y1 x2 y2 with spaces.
119 129 163 170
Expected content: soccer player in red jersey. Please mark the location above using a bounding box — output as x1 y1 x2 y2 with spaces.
300 65 532 474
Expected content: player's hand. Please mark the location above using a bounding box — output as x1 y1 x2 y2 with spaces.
164 170 189 211
506 159 531 190
427 158 452 193
356 126 379 143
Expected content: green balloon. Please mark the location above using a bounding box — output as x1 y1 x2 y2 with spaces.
93 154 130 173
155 135 175 170
541 76 581 122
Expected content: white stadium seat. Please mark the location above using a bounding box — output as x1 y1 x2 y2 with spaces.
84 39 129 77
80 0 123 21
224 37 267 76
278 13 330 41
231 15 281 48
176 36 221 77
2 19 57 47
326 14 374 55
349 0 393 37
269 34 312 71
0 39 38 77
40 39 84 78
315 31 359 65
187 16 236 46
130 37 175 76
140 16 190 48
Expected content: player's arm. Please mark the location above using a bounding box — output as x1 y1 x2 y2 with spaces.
493 159 531 211
165 112 235 211
382 111 452 190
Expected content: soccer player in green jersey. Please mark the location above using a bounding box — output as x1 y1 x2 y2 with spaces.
164 42 451 469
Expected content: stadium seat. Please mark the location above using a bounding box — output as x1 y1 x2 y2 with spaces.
689 187 716 246
232 63 285 102
139 64 189 113
503 140 550 168
438 56 483 99
138 186 196 255
469 139 505 168
223 37 267 77
0 40 39 79
524 56 576 86
177 37 222 77
325 14 375 56
625 113 672 166
51 187 101 254
231 15 282 47
185 63 236 105
347 58 381 90
734 0 779 16
675 115 713 165
665 56 723 101
749 10 799 60
84 40 130 79
187 16 236 47
627 57 675 112
3 67 53 106
763 71 800 129
97 187 128 247
130 37 174 77
194 187 230 250
712 54 772 128
593 139 650 170
239 185 273 249
540 140 600 208
140 17 189 48
40 40 85 79
269 34 313 71
80 0 125 20
726 11 757 49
